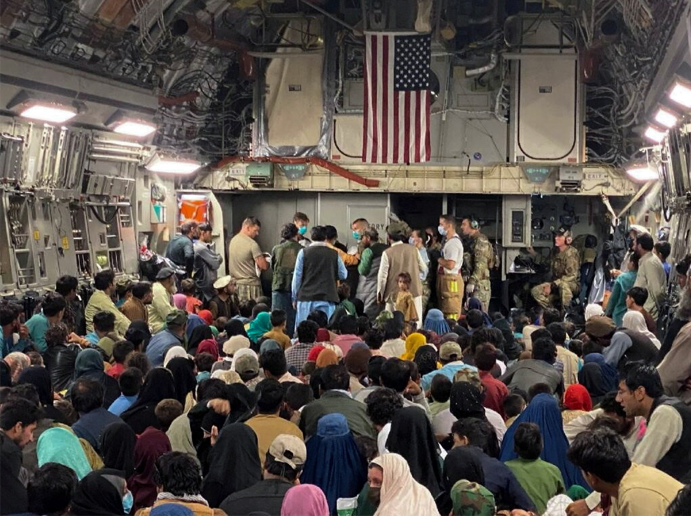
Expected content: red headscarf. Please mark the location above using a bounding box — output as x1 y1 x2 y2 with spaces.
307 345 326 363
198 310 214 325
316 328 331 343
564 384 593 412
127 428 171 513
196 338 220 359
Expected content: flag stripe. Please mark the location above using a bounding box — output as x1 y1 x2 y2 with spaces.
363 34 371 163
381 35 388 164
404 91 410 163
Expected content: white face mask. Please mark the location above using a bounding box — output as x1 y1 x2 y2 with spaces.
438 224 447 236
408 237 416 245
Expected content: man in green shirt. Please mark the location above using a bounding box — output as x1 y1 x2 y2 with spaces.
505 422 565 514
26 293 66 353
85 270 131 336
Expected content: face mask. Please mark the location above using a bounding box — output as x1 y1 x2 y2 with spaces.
408 236 416 245
367 486 381 507
298 226 308 235
438 225 447 236
122 492 133 514
352 231 361 240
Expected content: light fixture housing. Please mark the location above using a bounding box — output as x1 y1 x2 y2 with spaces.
624 155 658 183
653 106 679 128
146 154 202 174
19 102 77 123
112 120 157 137
643 125 666 143
669 80 691 109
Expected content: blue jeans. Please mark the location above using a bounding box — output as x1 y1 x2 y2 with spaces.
272 290 295 338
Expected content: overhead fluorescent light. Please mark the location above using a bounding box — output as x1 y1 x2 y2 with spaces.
20 103 77 123
669 81 691 108
653 107 679 128
113 120 157 137
624 156 658 183
146 155 201 174
644 125 666 143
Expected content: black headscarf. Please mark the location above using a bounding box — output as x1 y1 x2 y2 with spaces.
450 382 486 420
121 368 176 434
414 345 439 376
100 422 137 478
492 318 521 361
166 357 197 405
201 423 262 508
126 321 151 350
436 446 487 515
225 383 256 424
225 319 248 339
17 366 66 423
69 471 125 516
386 406 443 497
188 325 213 355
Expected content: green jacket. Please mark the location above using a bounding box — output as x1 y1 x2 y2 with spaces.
85 290 131 336
271 240 303 292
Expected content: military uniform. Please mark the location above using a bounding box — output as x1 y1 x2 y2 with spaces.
465 233 493 311
531 245 581 309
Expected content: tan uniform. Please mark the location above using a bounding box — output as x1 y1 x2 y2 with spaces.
531 245 580 309
466 233 493 311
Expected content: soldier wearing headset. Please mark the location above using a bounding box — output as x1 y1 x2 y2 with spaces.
460 216 494 312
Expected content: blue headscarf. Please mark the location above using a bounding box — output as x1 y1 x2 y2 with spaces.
467 297 493 327
186 313 205 340
500 394 589 489
424 309 450 336
301 413 367 514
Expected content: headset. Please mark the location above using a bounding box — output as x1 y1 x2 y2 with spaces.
467 216 480 230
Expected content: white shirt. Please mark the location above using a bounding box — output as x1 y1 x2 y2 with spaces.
441 235 464 275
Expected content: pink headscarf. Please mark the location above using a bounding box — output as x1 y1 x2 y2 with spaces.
172 294 187 310
281 484 329 516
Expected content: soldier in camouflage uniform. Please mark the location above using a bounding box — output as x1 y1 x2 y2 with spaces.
460 217 494 312
450 480 496 516
530 226 581 309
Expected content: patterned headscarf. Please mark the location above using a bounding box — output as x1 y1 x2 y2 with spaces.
450 480 495 516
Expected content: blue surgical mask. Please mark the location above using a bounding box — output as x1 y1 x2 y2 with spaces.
298 226 308 235
352 231 361 240
438 225 447 236
123 491 133 514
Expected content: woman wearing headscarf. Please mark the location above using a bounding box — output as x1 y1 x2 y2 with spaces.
166 357 197 411
424 309 450 336
196 338 219 359
467 298 493 328
197 310 214 326
447 381 504 454
281 484 329 516
370 453 440 516
100 422 137 478
201 423 262 508
499 393 588 489
316 348 339 368
70 470 125 516
561 384 592 425
172 294 187 311
67 348 120 408
37 426 92 480
247 312 272 343
121 368 177 434
18 366 66 423
376 310 394 330
225 319 250 340
387 406 443 497
127 427 172 513
437 446 487 515
578 352 618 404
622 310 662 349
414 345 439 376
163 345 188 368
188 325 213 357
316 328 331 344
401 332 427 361
301 413 368 514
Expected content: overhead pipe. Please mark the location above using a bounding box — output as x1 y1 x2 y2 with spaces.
465 51 498 77
213 156 380 187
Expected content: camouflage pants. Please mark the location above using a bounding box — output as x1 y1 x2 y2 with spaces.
470 280 491 312
531 280 576 309
236 283 263 303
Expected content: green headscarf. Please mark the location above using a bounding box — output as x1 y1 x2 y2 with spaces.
209 325 219 337
450 480 495 516
247 312 272 342
376 310 393 329
37 427 92 480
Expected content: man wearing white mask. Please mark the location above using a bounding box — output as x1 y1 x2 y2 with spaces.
437 214 464 319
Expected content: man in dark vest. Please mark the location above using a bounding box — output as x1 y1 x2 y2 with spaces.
377 222 428 328
616 362 691 482
585 316 658 372
356 228 388 319
291 226 348 333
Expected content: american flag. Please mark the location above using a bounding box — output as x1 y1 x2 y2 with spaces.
362 32 432 164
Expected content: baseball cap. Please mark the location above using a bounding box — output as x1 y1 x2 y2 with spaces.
268 434 306 469
166 309 188 327
585 316 617 338
553 226 572 237
156 267 175 280
213 275 233 290
453 367 482 389
223 335 251 356
234 354 259 376
440 342 463 361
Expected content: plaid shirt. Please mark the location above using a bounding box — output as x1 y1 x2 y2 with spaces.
285 342 315 372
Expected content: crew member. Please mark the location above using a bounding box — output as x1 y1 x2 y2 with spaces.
165 221 198 278
460 216 494 312
293 212 311 247
228 217 269 302
437 214 464 319
530 226 580 310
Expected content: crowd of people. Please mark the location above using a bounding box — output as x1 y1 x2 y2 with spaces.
1 213 691 516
